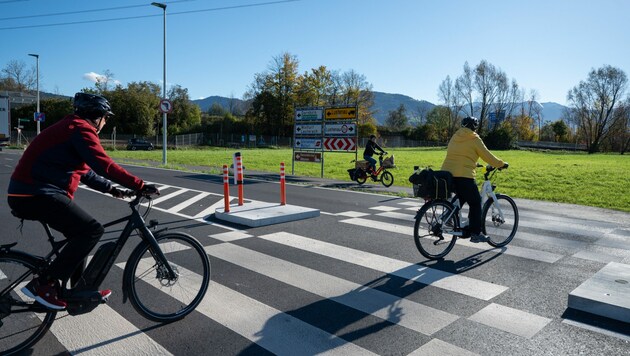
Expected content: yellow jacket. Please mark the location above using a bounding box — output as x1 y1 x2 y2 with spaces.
441 128 505 178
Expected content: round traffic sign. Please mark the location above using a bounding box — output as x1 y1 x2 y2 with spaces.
159 99 173 114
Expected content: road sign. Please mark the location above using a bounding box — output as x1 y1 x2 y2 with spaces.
324 123 356 136
323 137 356 151
325 107 356 120
294 151 322 162
294 138 322 149
34 112 45 122
159 99 173 114
295 124 322 135
295 108 323 121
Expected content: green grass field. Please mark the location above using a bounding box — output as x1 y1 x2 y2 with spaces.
108 147 630 212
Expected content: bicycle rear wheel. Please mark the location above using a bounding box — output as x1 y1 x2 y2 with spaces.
413 200 459 259
355 168 367 185
124 232 210 323
482 194 519 247
0 253 56 355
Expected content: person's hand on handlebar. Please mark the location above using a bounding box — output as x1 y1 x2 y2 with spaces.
141 184 160 196
501 162 509 170
109 186 125 199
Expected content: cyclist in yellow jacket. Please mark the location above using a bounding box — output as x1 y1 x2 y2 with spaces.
441 116 508 243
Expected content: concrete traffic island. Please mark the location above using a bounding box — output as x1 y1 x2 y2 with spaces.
214 201 320 227
568 262 630 323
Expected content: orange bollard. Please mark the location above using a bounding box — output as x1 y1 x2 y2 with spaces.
280 162 286 205
223 165 230 213
236 152 244 206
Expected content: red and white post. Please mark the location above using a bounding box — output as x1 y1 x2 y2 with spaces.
222 164 230 213
235 152 244 206
280 162 286 205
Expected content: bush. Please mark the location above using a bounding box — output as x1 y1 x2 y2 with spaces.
483 125 516 150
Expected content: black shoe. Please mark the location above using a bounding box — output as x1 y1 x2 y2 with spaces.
470 233 489 243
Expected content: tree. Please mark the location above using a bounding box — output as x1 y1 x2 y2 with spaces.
425 106 452 142
385 104 409 130
438 75 464 138
551 120 569 142
567 65 628 153
1 60 36 92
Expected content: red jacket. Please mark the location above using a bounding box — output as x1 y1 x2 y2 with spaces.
8 115 144 198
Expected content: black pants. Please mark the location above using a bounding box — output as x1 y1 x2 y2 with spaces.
452 177 482 234
8 194 104 282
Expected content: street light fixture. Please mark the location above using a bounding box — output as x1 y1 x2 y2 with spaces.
28 53 40 135
151 2 167 165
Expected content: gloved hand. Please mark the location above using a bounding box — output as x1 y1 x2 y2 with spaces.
109 187 125 199
502 162 509 169
141 184 160 196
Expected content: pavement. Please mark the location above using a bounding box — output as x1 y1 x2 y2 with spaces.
79 157 630 324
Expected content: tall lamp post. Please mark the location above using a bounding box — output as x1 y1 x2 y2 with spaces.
151 2 167 165
28 53 40 135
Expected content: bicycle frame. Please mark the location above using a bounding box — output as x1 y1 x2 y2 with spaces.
479 169 506 224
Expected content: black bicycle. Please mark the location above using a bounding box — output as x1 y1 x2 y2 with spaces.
0 189 211 355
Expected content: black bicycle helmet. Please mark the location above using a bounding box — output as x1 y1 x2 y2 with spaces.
73 92 114 120
461 116 479 130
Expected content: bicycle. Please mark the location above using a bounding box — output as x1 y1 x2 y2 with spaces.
413 165 519 259
0 189 211 355
348 153 395 187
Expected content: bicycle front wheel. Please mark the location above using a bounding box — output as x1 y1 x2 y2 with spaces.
0 253 57 355
482 194 519 247
413 200 459 259
124 232 211 323
380 171 394 187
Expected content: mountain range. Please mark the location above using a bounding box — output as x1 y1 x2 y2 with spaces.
192 92 567 124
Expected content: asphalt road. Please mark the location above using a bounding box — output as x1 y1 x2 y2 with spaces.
1 149 629 355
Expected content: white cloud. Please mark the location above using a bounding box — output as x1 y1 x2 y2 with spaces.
82 72 121 86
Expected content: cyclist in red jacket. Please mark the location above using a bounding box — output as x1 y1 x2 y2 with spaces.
7 92 159 310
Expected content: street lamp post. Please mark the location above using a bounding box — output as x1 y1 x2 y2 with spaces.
151 2 167 165
28 53 40 134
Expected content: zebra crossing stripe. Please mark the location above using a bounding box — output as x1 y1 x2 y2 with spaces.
408 338 480 356
14 283 171 355
257 232 508 301
166 192 210 213
149 188 189 204
468 303 552 339
117 259 375 355
342 217 563 263
205 243 459 336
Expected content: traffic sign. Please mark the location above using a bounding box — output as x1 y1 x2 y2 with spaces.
295 124 322 135
323 137 356 151
325 107 356 120
34 112 45 122
324 123 356 136
294 138 322 149
158 99 173 114
295 108 323 121
294 151 322 162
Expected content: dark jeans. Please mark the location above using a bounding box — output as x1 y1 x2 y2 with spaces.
8 194 104 282
363 155 377 173
452 177 482 234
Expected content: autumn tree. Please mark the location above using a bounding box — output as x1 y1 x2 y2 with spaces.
567 65 628 153
385 104 409 130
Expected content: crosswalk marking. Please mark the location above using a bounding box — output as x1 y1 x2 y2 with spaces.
257 232 508 301
150 188 189 204
408 338 480 356
468 303 552 339
204 243 459 336
166 192 210 213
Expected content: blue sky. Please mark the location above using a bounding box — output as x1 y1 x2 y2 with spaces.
1 0 629 105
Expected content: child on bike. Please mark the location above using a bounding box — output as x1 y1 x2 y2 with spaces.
441 116 508 243
7 92 159 310
363 134 386 178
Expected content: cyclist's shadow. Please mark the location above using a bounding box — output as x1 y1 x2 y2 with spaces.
237 249 501 355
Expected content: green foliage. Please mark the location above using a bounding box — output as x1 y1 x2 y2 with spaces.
425 106 452 142
385 104 409 130
483 122 516 149
358 122 377 138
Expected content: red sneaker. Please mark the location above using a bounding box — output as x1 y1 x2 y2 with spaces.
22 278 67 310
100 289 112 302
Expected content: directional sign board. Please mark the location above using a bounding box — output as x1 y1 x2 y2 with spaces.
294 151 322 162
323 137 356 151
295 108 323 121
325 123 356 136
325 107 356 120
295 124 322 135
294 138 322 149
34 112 45 122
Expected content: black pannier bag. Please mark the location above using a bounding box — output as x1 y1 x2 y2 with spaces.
348 168 357 181
409 167 453 199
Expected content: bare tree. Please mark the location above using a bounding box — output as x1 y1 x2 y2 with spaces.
567 65 628 153
473 60 508 134
455 61 475 117
438 75 464 137
1 60 36 92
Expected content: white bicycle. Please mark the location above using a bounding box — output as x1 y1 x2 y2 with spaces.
413 164 519 259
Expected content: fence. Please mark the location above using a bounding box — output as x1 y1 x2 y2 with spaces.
516 140 587 151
